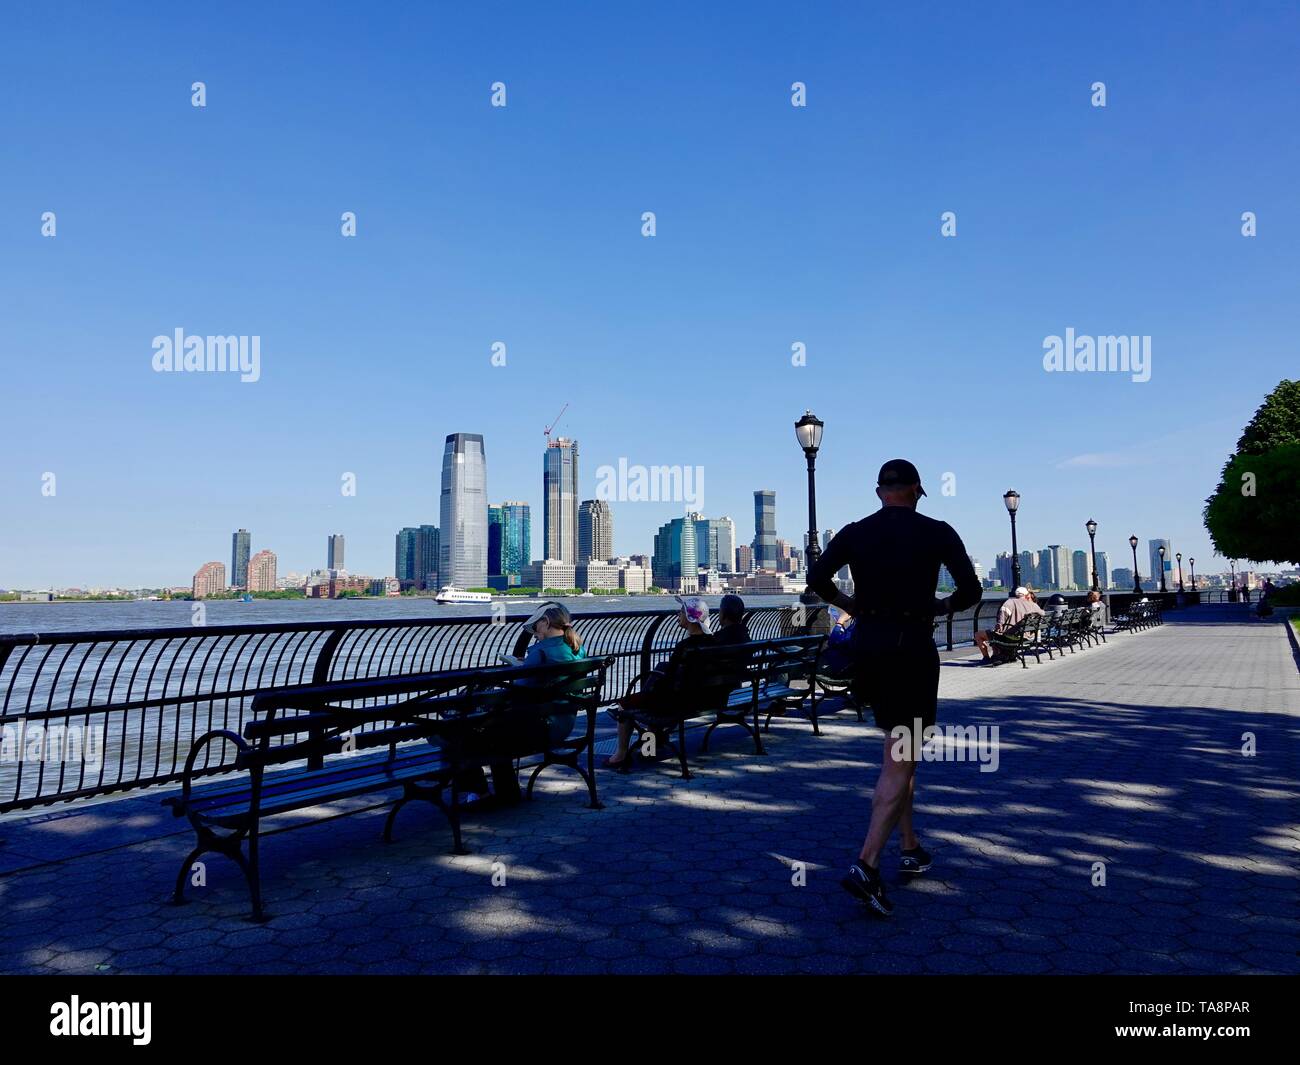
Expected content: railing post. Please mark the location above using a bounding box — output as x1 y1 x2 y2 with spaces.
945 610 954 651
307 628 346 769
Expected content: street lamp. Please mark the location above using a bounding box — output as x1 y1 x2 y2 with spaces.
1004 491 1021 590
1158 544 1168 593
1085 519 1099 592
1188 557 1196 592
1129 534 1141 594
1176 552 1184 593
794 410 824 606
1230 558 1238 600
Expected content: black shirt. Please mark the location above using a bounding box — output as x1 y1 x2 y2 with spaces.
807 506 982 628
713 623 751 646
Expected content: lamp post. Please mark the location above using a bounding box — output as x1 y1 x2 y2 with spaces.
1230 558 1237 601
794 410 824 606
1004 491 1021 590
1188 557 1196 593
1129 534 1141 594
1086 519 1099 592
1176 552 1184 593
1158 544 1168 593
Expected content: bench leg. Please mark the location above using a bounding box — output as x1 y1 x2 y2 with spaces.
171 842 206 906
700 721 718 754
676 722 691 780
236 832 267 924
751 707 767 755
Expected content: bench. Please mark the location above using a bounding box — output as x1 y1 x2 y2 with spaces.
1114 600 1161 631
611 635 825 778
163 656 611 921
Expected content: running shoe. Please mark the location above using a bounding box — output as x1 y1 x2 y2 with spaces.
841 860 894 916
900 845 932 875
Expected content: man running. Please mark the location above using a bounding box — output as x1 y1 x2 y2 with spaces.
806 459 981 916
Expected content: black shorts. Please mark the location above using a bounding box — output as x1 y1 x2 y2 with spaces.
850 641 940 734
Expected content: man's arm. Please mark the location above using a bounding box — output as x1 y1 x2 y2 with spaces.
807 526 857 616
935 522 982 616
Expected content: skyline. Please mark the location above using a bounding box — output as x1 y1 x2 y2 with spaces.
3 4 1298 588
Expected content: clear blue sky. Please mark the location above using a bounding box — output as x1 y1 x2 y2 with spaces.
2 1 1297 588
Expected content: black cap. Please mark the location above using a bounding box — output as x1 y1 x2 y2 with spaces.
877 458 926 496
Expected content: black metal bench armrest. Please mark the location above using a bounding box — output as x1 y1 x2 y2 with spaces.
167 729 249 814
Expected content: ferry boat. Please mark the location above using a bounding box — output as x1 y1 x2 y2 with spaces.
435 586 492 605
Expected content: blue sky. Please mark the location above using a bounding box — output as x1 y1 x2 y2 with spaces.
2 1 1297 588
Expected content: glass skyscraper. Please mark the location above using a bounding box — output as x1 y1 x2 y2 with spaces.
752 490 776 572
489 502 530 578
652 516 698 590
327 534 345 571
440 433 488 588
544 438 579 563
578 499 612 563
231 529 251 589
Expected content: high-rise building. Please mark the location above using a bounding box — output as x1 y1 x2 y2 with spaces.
544 437 579 563
736 544 754 573
994 552 1015 589
395 527 419 587
247 549 277 592
1044 545 1073 590
1072 549 1091 590
578 499 613 563
1148 539 1172 590
440 432 488 589
327 534 345 571
1097 551 1111 590
488 503 530 580
688 513 734 573
192 561 226 599
752 490 777 572
230 529 251 589
1019 550 1037 588
652 516 698 590
416 524 439 589
1113 566 1133 590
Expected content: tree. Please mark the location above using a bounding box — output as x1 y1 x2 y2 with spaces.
1204 380 1300 565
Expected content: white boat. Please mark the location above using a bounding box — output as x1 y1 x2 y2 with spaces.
435 586 492 605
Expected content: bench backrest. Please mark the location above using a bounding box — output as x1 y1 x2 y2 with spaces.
674 635 824 706
238 657 612 771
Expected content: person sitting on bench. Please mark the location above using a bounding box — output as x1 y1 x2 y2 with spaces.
714 594 750 645
603 596 713 769
973 586 1042 661
823 607 857 676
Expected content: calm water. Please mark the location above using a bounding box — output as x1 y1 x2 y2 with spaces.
0 595 808 636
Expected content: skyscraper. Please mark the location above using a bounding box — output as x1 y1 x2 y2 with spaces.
231 529 251 590
652 516 698 590
995 552 1015 589
544 437 579 563
578 499 613 563
395 527 418 586
1072 550 1090 590
327 534 345 571
1148 539 1172 589
247 549 277 592
440 433 488 588
192 561 226 599
752 490 776 572
716 516 736 573
416 524 439 590
1097 551 1111 590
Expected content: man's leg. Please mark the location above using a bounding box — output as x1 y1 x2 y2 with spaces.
859 736 917 868
973 630 991 659
897 771 919 852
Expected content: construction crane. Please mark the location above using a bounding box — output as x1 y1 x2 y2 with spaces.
544 402 569 446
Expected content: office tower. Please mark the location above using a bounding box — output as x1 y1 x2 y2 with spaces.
192 561 226 599
415 524 439 589
440 432 488 588
736 544 754 573
1072 550 1090 590
1113 566 1133 590
230 529 251 590
544 437 579 563
715 517 736 573
501 503 530 577
1097 551 1111 590
488 506 504 576
247 549 277 592
652 516 698 590
1043 545 1072 590
578 500 613 563
995 552 1015 589
395 527 418 585
1148 539 1172 589
752 490 777 572
327 534 345 571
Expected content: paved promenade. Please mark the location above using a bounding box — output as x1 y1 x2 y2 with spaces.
1 605 1297 975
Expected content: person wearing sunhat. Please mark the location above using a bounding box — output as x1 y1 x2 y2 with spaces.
806 458 981 917
603 595 714 769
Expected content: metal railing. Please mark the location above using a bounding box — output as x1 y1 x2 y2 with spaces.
0 604 827 812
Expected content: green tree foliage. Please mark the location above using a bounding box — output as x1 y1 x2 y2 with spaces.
1204 380 1300 565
